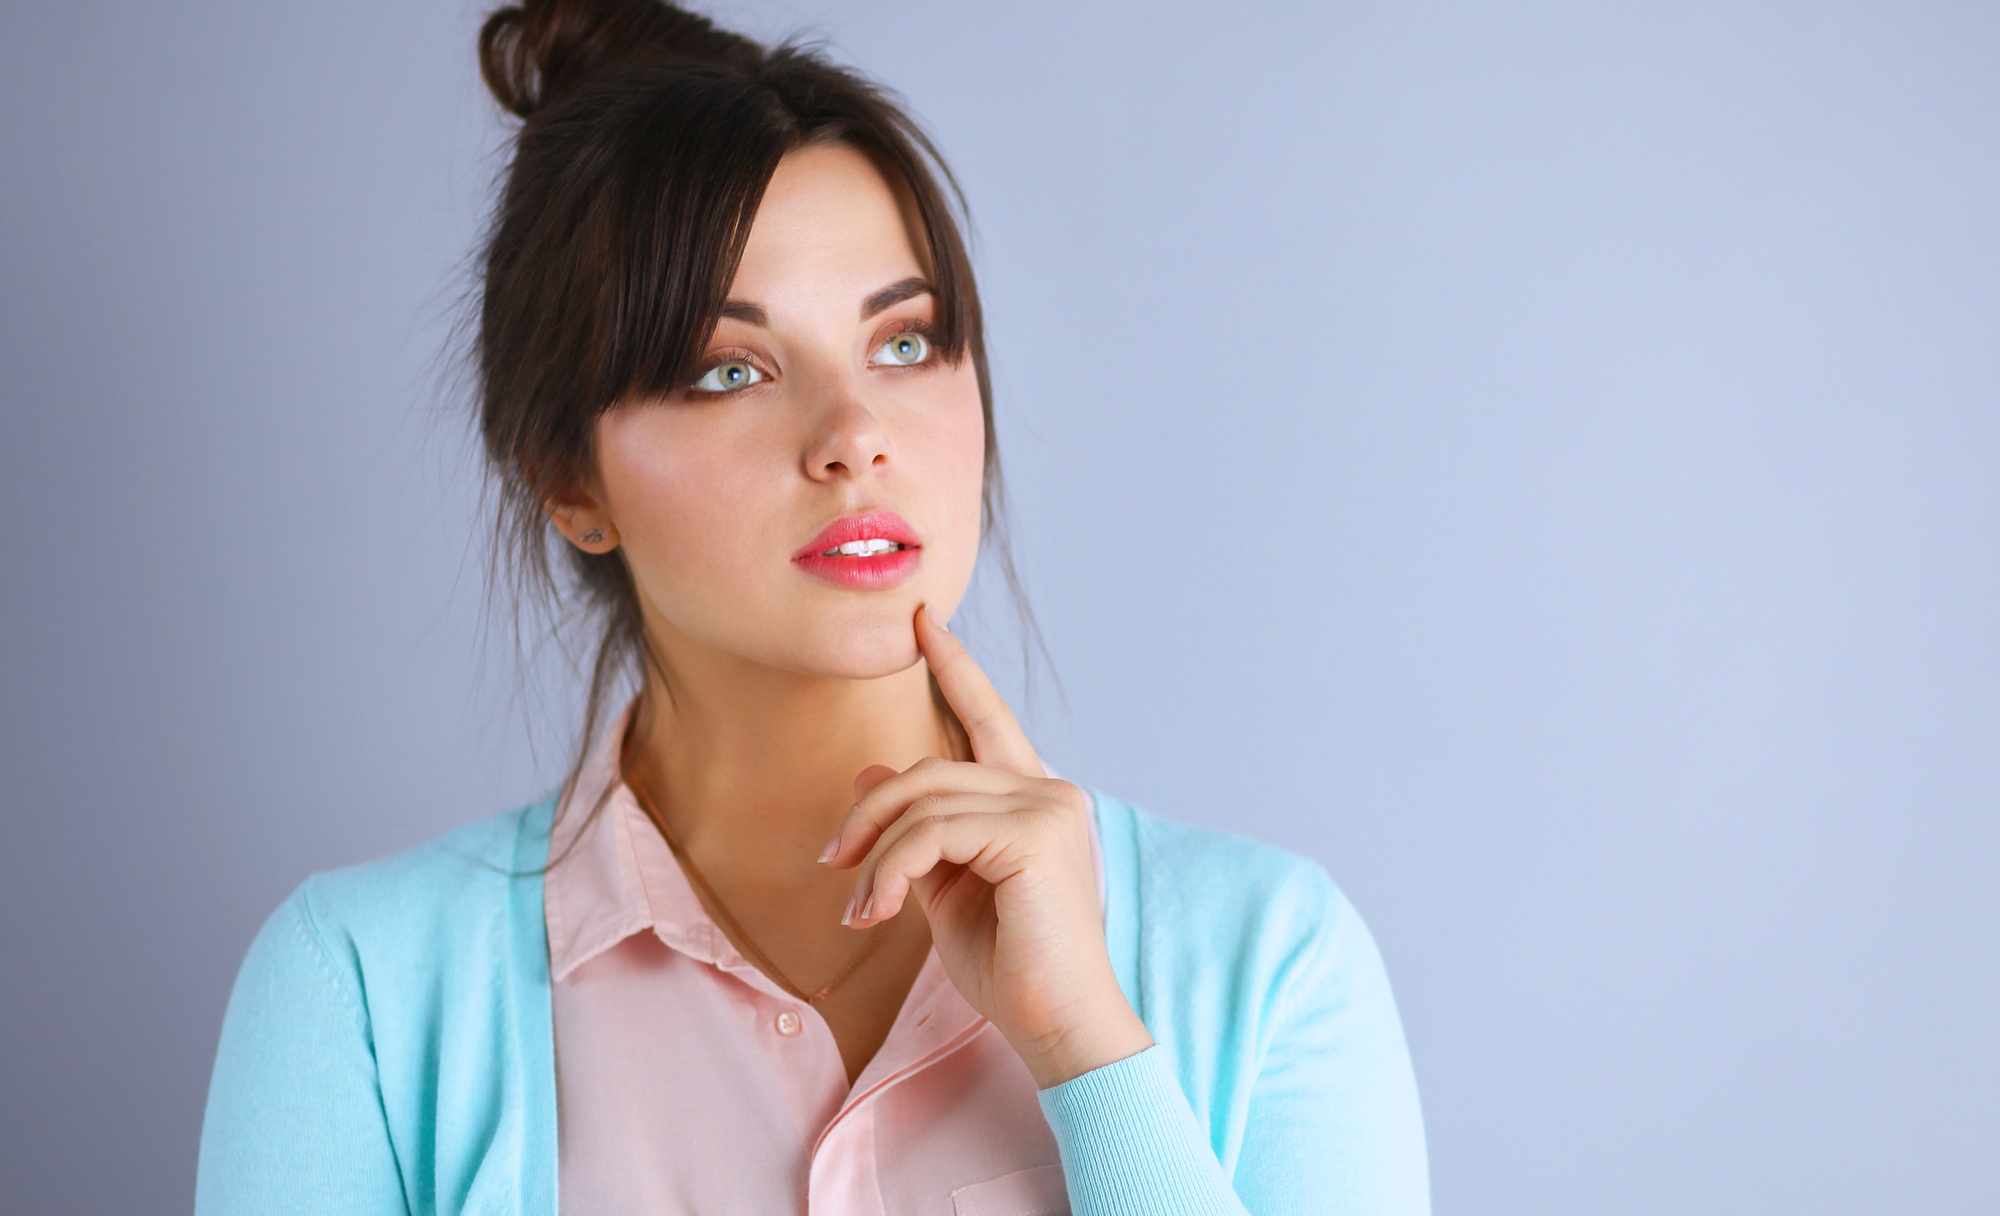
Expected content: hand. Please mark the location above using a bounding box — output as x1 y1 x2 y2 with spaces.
820 605 1154 1088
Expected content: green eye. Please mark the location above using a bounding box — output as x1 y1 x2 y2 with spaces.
871 331 929 367
692 358 764 392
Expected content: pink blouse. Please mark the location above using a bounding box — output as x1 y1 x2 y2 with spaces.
544 717 1076 1215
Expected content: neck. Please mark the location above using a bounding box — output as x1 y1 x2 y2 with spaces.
626 635 954 866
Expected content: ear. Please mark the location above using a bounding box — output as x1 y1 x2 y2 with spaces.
545 485 620 555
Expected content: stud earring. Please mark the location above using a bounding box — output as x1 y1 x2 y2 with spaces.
580 529 605 545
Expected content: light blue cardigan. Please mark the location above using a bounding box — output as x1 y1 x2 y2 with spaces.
196 791 1428 1215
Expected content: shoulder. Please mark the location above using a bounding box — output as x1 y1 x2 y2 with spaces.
245 798 556 1005
1095 789 1349 964
1088 789 1422 1184
1091 788 1397 1051
205 800 562 1214
1134 800 1337 913
299 799 551 929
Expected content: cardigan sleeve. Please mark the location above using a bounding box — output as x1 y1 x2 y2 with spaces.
1039 1045 1250 1216
1230 880 1430 1216
195 882 411 1216
1038 868 1428 1216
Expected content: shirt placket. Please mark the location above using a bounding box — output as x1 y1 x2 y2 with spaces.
665 924 854 1167
806 956 991 1216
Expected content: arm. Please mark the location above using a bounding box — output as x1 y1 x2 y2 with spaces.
1039 874 1428 1216
1039 1045 1249 1216
1230 881 1429 1216
195 883 410 1216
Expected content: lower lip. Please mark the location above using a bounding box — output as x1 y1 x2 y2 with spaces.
793 546 922 590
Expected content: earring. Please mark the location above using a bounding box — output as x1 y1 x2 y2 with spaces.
580 529 605 545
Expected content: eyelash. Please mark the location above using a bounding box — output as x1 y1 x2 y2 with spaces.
873 321 936 367
687 348 769 395
687 320 940 394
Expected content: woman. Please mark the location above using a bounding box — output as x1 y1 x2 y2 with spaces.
195 2 1429 1213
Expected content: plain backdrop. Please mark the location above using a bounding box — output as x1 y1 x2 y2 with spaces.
2 0 1995 1211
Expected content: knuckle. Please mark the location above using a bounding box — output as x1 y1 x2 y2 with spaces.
883 818 943 867
882 817 926 854
1034 777 1090 817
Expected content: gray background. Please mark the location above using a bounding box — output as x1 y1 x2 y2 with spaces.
2 0 1994 1211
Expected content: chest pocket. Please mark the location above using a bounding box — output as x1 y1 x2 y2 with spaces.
949 1164 1070 1216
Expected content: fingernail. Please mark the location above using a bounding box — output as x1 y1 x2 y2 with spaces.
927 605 949 632
816 834 840 864
860 895 876 922
841 895 855 926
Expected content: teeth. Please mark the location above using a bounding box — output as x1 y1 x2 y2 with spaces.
825 538 904 557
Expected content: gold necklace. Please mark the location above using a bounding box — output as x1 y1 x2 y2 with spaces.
624 763 884 1005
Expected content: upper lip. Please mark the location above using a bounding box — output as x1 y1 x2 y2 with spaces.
793 511 922 560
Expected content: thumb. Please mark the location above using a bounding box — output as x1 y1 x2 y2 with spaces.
852 764 898 801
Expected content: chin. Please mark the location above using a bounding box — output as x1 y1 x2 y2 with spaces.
796 622 925 682
816 650 923 683
687 601 925 682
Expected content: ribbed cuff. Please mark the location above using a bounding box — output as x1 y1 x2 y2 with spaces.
1037 1045 1243 1216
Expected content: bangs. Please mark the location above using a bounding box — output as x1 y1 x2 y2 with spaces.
484 51 982 455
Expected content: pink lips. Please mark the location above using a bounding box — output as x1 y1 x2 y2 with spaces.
791 511 922 590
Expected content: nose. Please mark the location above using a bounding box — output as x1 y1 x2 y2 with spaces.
802 380 892 483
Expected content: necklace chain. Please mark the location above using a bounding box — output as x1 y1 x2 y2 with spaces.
623 763 884 1005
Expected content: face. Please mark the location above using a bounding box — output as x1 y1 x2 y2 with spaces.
558 143 987 681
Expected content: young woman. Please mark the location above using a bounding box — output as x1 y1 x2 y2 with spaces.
195 2 1429 1213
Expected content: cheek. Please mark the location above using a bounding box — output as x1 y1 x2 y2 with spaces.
592 406 782 603
924 366 989 533
908 366 991 621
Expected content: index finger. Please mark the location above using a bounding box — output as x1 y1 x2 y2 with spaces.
916 604 1044 777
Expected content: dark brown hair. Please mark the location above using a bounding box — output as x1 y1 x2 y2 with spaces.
472 0 1025 808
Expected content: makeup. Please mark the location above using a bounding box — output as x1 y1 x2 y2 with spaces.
792 510 922 589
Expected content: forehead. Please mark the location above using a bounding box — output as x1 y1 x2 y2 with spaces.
728 143 929 304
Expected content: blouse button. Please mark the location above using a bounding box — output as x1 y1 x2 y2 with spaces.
775 1009 803 1036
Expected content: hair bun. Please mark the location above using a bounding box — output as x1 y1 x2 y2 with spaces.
479 0 763 120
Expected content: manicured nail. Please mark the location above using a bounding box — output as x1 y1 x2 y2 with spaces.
926 604 949 632
841 895 855 926
817 834 840 864
860 895 876 922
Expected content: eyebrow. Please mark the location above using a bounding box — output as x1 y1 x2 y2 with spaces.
714 276 933 330
712 276 928 330
860 276 933 320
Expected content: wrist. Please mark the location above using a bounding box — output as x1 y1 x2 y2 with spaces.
1014 995 1155 1090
